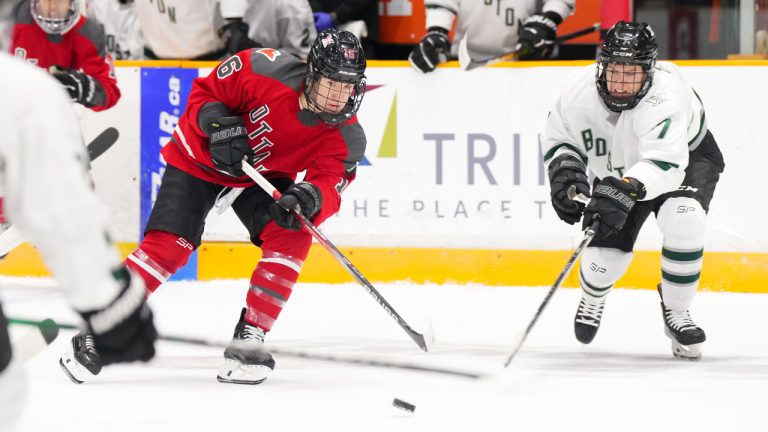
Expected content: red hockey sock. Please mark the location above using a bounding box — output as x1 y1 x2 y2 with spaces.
244 250 304 332
125 230 195 294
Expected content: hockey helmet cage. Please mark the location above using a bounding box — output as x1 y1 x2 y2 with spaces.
31 0 80 35
596 21 658 112
304 29 367 126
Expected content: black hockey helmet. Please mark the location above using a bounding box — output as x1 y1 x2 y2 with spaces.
595 21 658 112
304 29 367 126
30 0 80 35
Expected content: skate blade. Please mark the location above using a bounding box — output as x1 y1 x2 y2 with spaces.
664 328 703 361
216 359 271 385
671 341 703 361
59 357 85 384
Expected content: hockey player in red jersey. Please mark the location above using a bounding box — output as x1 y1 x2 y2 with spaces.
62 29 368 385
9 0 120 111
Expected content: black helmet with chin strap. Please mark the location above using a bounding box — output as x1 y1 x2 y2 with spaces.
304 29 367 126
596 21 658 112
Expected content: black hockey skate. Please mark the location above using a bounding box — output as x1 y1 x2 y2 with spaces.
658 284 706 361
217 308 275 385
59 331 102 384
574 293 606 344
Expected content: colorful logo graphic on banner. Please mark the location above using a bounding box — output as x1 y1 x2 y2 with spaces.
140 68 199 280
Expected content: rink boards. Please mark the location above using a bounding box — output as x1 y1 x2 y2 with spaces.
1 60 766 290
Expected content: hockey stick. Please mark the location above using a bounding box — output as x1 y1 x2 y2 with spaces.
241 160 434 352
0 127 119 258
503 186 597 366
9 318 477 379
11 318 59 361
458 23 600 71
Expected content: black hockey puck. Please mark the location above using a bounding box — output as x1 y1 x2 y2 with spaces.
392 398 415 413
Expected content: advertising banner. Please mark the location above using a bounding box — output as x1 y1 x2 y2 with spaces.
140 68 200 279
201 65 768 253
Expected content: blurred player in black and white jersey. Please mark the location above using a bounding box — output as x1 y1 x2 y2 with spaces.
409 0 574 73
220 0 316 60
541 22 725 360
0 3 156 428
86 0 144 60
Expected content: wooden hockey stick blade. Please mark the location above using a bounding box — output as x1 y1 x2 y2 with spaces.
241 160 434 352
10 317 476 379
462 23 601 71
11 318 60 361
0 127 119 258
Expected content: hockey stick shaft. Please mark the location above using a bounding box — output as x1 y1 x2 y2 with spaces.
460 23 600 71
504 211 599 367
0 127 119 257
241 161 432 352
9 317 474 378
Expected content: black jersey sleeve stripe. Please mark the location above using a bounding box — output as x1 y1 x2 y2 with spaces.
339 121 367 175
77 19 108 59
248 49 306 91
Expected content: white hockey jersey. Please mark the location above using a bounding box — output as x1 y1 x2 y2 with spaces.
135 0 223 59
0 53 122 311
86 0 145 60
541 62 708 201
220 0 316 60
425 0 574 58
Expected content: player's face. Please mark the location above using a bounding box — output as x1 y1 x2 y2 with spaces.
34 0 72 19
605 63 645 97
310 76 355 114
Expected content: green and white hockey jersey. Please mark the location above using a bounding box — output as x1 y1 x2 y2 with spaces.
541 61 708 200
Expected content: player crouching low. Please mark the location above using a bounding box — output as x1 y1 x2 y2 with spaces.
541 21 724 360
60 29 368 384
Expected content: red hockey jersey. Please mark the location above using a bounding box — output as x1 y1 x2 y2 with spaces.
163 48 367 226
10 1 120 112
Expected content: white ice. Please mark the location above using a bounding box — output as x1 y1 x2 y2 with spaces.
2 277 767 432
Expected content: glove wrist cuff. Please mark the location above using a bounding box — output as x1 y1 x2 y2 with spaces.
542 11 563 26
426 26 449 36
524 14 558 32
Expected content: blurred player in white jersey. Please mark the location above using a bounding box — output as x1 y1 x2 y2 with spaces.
220 0 316 60
409 0 574 73
0 4 156 427
86 0 144 60
541 22 725 360
135 0 224 59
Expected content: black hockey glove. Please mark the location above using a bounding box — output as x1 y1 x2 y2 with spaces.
221 18 261 55
548 154 591 225
270 182 323 231
408 27 450 73
206 116 253 177
582 177 645 239
517 12 560 60
49 65 106 108
78 267 157 366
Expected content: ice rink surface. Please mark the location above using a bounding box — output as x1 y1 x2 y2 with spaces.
3 277 767 432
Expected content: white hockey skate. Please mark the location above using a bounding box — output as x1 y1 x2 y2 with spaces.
217 308 275 385
60 331 102 384
658 285 706 361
